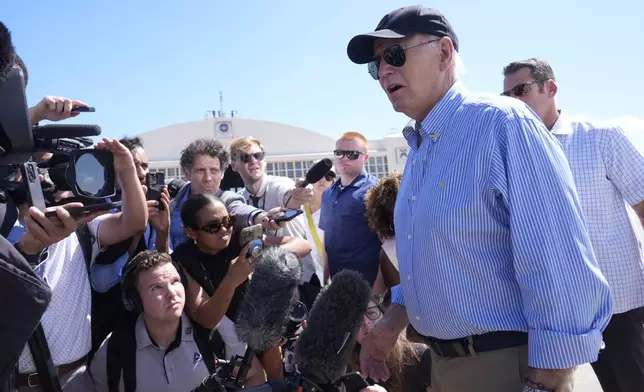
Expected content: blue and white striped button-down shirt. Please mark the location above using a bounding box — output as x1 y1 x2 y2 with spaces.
391 82 612 369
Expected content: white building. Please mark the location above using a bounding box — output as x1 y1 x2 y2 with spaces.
137 117 410 184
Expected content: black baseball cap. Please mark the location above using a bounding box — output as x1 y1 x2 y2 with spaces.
347 5 459 64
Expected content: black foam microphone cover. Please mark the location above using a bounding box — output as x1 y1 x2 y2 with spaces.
295 270 372 385
235 246 303 352
301 158 333 187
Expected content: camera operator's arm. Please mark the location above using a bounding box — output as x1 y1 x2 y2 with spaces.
15 202 104 255
29 96 89 124
94 139 148 247
263 235 311 259
184 243 255 328
259 346 284 381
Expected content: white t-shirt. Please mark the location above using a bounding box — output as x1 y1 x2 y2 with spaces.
18 214 107 373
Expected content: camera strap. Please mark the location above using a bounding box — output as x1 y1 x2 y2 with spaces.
26 324 62 392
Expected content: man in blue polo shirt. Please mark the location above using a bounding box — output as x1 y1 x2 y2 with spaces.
319 132 381 287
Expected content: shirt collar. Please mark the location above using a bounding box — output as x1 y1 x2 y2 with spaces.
551 111 573 135
333 170 368 190
402 81 468 147
135 313 195 351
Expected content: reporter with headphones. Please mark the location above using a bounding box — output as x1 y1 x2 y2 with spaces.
88 251 215 392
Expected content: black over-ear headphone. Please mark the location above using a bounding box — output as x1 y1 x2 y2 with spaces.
121 251 188 314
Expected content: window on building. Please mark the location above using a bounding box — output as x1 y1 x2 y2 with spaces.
365 155 389 178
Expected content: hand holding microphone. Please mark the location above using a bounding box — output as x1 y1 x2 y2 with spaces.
284 158 333 208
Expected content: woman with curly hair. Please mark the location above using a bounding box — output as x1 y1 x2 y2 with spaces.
365 172 402 290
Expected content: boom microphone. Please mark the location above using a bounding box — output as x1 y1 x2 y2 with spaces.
235 246 303 352
0 21 14 82
300 158 333 187
295 270 372 386
33 124 102 139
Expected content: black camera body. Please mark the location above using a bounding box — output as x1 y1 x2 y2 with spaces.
0 67 117 235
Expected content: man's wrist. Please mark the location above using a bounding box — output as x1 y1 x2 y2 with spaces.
251 210 267 225
17 235 46 255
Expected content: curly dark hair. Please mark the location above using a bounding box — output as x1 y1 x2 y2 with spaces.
365 172 402 240
119 136 144 151
180 138 230 175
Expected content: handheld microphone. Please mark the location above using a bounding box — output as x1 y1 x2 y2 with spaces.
299 158 333 187
0 21 14 82
295 270 372 386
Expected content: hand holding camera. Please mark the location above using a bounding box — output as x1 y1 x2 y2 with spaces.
147 186 170 232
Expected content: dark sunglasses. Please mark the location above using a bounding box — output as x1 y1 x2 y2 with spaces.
239 152 265 163
333 150 363 160
368 39 440 80
198 215 235 234
365 306 383 321
501 81 542 97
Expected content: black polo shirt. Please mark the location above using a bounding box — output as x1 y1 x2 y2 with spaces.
171 236 247 322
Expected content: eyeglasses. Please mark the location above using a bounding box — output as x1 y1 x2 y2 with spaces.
198 216 235 234
334 150 364 161
365 306 382 321
368 39 439 80
501 81 543 97
238 152 265 163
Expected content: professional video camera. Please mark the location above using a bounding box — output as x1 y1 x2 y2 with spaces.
0 64 118 236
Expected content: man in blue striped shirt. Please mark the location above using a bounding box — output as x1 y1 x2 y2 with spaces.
347 5 612 392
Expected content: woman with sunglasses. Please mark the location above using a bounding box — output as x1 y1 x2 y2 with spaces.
171 193 311 387
348 296 432 392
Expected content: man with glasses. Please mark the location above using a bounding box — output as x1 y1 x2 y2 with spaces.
503 58 644 392
229 137 317 284
318 132 381 288
348 5 611 392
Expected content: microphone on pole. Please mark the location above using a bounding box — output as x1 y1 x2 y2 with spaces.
294 270 372 389
233 246 303 387
0 22 15 82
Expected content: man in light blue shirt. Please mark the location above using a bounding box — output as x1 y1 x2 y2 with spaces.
347 6 611 392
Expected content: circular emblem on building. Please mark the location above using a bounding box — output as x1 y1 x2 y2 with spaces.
219 123 229 133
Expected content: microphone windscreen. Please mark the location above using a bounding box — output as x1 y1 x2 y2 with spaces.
32 124 102 139
0 22 15 82
304 158 333 186
295 270 372 384
235 246 303 352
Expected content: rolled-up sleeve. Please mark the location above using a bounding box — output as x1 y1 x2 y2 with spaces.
491 114 612 369
601 124 644 205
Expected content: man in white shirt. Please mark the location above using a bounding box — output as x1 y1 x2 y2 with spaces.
229 136 317 283
9 138 149 391
503 57 644 392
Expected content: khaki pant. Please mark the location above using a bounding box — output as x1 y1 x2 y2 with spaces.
430 345 575 392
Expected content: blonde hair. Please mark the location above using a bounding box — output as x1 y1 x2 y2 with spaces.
230 136 264 160
338 131 369 152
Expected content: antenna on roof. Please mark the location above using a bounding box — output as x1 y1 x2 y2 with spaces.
205 92 237 119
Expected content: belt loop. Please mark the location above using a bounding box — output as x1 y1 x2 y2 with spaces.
466 336 477 357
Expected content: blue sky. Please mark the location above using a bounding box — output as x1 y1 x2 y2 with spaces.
3 0 642 142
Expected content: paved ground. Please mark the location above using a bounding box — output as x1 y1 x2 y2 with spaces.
574 364 602 391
